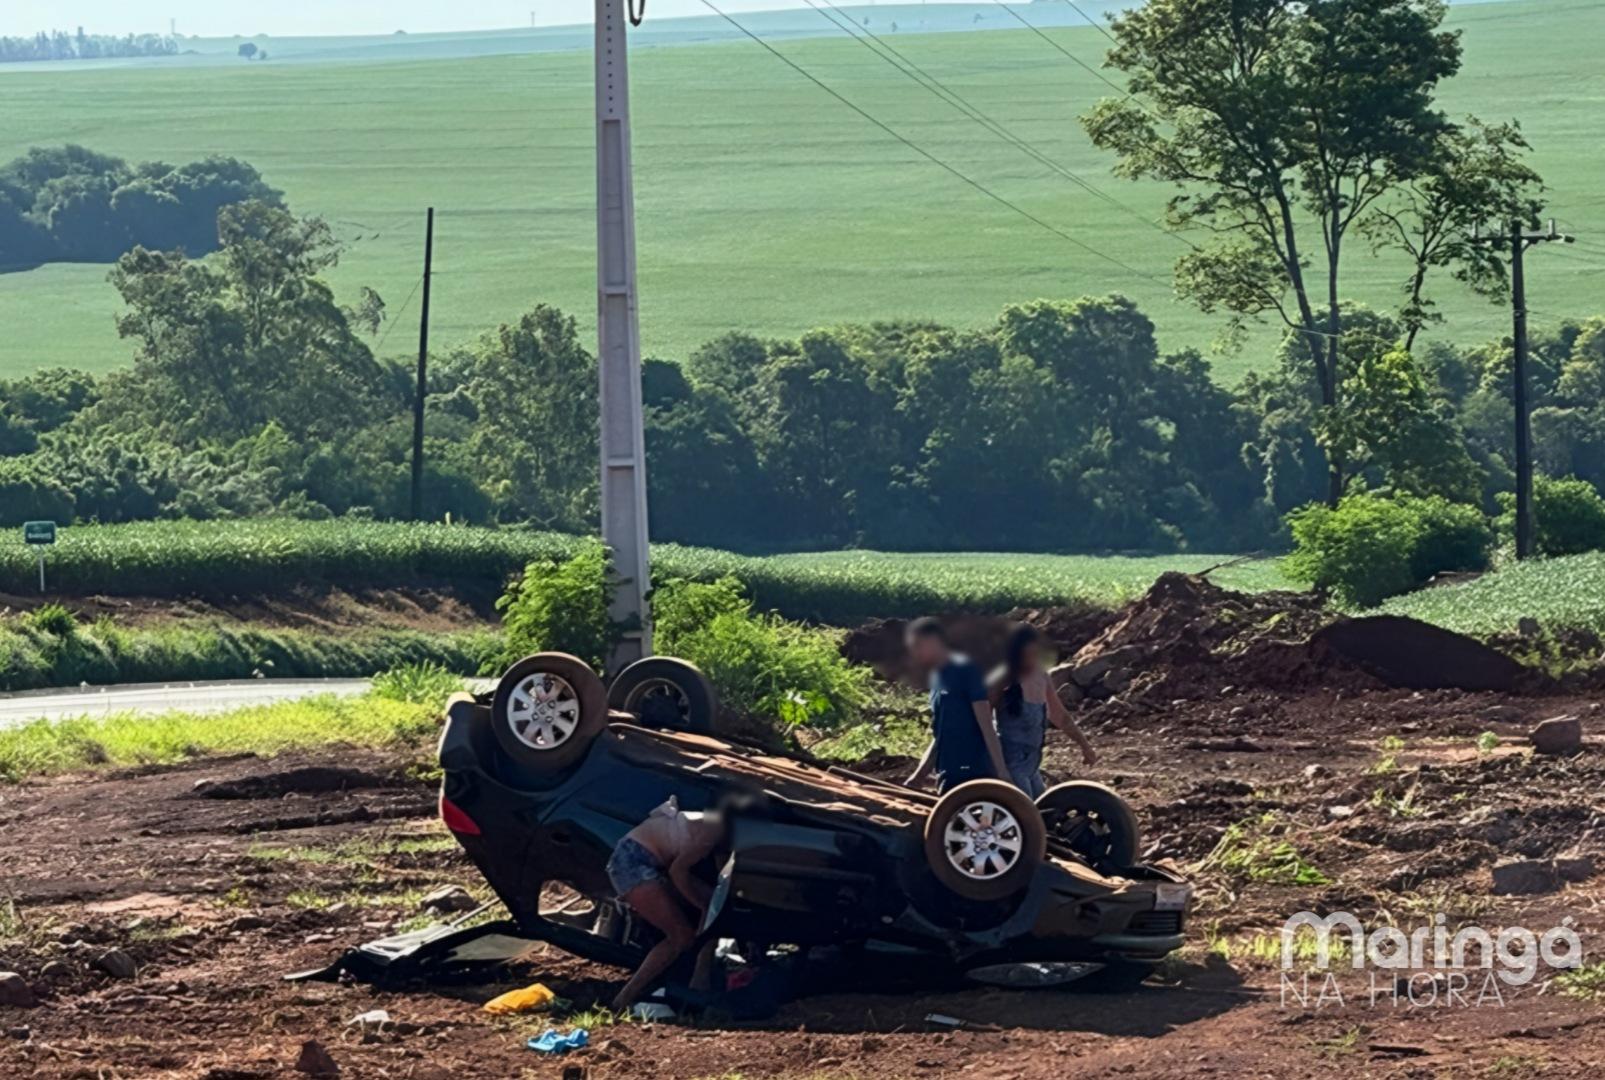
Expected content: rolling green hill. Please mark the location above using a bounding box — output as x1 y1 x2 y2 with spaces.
2 0 1602 382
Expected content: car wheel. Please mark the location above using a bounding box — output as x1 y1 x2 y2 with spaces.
1036 781 1141 872
923 780 1046 902
606 656 718 735
491 653 609 772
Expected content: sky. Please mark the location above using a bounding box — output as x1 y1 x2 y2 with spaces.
0 1 824 39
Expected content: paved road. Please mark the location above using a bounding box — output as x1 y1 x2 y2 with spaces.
0 679 374 728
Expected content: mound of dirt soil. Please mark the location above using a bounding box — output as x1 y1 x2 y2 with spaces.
842 606 1114 683
1056 573 1347 701
1055 573 1533 705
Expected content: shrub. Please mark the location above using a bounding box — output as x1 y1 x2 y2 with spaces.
371 661 466 709
496 540 633 673
654 576 869 729
1284 492 1491 608
1498 476 1605 557
1406 497 1494 583
25 603 77 637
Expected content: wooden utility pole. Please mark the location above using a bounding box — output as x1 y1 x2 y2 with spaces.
596 0 652 667
410 207 434 521
1474 218 1574 559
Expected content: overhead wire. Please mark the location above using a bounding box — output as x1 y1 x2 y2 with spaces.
991 0 1135 103
697 0 1166 284
801 0 1195 249
372 274 424 356
1056 0 1119 46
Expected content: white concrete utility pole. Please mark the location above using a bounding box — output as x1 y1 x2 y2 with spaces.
596 0 652 668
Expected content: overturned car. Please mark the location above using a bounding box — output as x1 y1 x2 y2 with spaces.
437 652 1191 987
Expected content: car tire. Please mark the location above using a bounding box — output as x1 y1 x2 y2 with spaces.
923 780 1047 902
606 656 718 735
1036 781 1141 872
491 653 609 773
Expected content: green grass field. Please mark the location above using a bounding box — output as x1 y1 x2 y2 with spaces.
0 694 439 781
1378 551 1605 637
0 519 1292 623
2 0 1602 383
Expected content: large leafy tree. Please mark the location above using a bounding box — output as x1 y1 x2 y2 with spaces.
107 200 385 442
0 146 278 267
461 305 599 531
1082 0 1526 505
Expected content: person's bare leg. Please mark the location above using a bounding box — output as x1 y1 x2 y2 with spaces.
610 881 695 1011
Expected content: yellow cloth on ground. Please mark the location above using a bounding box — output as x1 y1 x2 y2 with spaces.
483 982 557 1015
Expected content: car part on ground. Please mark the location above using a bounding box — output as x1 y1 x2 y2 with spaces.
490 652 608 772
1037 781 1142 873
606 656 718 734
923 780 1046 902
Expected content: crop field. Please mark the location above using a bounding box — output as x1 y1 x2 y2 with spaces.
3 0 1603 382
1378 551 1605 637
0 518 1291 623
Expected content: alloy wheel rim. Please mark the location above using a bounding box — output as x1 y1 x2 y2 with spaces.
942 800 1025 880
506 672 582 751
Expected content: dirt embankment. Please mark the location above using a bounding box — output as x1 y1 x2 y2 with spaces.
4 574 1605 1078
0 585 501 634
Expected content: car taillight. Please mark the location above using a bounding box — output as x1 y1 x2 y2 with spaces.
439 792 481 836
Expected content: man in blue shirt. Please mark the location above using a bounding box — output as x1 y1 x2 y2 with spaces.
904 617 1008 793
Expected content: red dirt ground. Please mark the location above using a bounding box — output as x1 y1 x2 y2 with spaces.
0 586 499 634
4 681 1605 1078
4 575 1605 1078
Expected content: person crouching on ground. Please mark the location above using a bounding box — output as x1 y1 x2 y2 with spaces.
606 795 722 1011
904 617 1009 793
989 623 1097 798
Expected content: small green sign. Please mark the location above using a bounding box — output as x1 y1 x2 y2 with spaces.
23 521 56 545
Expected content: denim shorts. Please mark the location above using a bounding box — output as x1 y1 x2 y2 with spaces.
606 837 664 897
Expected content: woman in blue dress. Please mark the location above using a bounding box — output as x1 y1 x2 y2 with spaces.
989 624 1098 798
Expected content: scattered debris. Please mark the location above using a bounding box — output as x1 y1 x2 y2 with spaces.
483 982 556 1015
925 1013 1003 1032
1530 715 1583 756
347 1009 392 1029
528 1028 589 1055
421 884 478 914
227 914 270 933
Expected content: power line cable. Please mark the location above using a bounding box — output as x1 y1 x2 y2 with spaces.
1057 0 1119 46
803 0 1194 249
698 0 1166 284
373 275 424 356
992 0 1133 102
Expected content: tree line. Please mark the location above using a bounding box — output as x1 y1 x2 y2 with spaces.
2 193 1604 566
0 30 178 64
0 146 279 270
